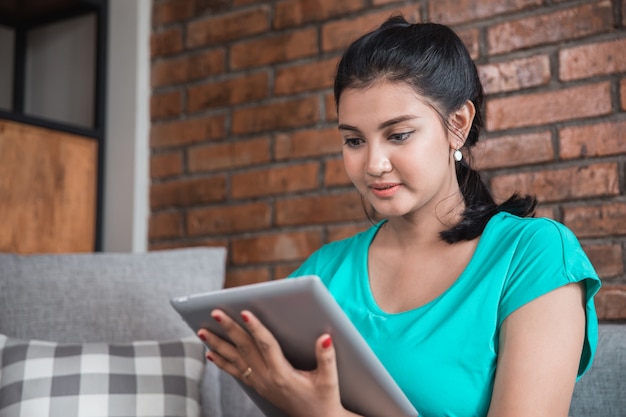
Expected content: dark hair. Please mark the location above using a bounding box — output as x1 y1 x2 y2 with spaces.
334 15 535 243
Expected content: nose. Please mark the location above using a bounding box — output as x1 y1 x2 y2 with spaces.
366 145 392 177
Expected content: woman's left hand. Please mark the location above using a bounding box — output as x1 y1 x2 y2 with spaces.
197 309 359 417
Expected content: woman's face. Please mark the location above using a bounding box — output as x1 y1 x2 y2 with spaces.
337 81 464 221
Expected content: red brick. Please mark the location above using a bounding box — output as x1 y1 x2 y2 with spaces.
372 0 404 4
582 244 624 278
274 0 365 29
534 206 556 220
430 0 541 25
188 137 271 173
151 115 226 149
595 285 626 321
327 222 369 242
187 72 269 113
621 78 626 110
274 263 302 280
486 82 611 131
152 49 225 88
187 202 271 235
151 28 183 57
560 38 626 81
275 58 339 96
231 28 318 70
231 163 319 199
274 127 341 160
148 212 184 239
490 162 619 203
560 121 626 159
322 6 421 52
563 203 626 238
151 91 182 120
187 6 270 48
152 0 194 26
225 267 271 288
232 96 319 135
478 55 550 95
193 0 232 14
149 241 184 251
457 28 480 60
151 152 183 179
155 240 231 252
276 192 365 226
233 0 266 5
472 131 554 170
325 93 337 121
488 2 613 55
231 231 323 264
150 176 226 209
324 157 351 187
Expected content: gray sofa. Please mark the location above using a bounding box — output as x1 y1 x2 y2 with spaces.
0 248 623 417
0 248 264 417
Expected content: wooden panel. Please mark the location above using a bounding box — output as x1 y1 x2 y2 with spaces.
0 119 97 253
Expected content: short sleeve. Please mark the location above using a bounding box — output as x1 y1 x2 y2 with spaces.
497 218 601 377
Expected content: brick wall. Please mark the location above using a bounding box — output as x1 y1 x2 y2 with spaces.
149 0 626 320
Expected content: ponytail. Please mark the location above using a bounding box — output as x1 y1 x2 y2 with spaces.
440 162 536 243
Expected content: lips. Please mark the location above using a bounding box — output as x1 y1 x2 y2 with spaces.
369 182 401 198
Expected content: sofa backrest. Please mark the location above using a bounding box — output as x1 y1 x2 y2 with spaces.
0 247 226 343
569 323 626 416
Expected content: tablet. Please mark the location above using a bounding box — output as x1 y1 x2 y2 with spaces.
170 275 418 417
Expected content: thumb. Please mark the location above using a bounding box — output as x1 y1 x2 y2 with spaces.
315 334 339 390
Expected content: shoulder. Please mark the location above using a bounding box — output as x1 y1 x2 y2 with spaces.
487 212 579 251
484 212 598 283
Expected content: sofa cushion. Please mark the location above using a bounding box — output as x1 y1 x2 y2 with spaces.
0 334 205 417
0 248 226 344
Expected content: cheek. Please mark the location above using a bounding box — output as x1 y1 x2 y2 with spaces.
341 151 363 182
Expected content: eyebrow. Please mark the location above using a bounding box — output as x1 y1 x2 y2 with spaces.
338 115 419 132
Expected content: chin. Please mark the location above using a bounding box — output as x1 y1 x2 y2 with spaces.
369 205 413 219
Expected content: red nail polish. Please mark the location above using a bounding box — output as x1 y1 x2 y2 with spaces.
322 336 332 349
212 314 221 323
241 312 250 323
206 353 214 362
198 333 207 341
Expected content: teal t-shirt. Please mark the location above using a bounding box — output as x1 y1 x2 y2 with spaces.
290 212 601 417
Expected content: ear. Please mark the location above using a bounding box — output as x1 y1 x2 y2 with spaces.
448 100 476 149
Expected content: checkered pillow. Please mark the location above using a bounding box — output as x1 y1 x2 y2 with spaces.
0 334 205 417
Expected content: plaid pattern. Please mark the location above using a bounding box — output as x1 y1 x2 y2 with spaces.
0 335 205 417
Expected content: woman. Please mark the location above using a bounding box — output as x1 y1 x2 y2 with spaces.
198 16 601 417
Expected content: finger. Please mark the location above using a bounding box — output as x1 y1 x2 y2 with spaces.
239 310 289 369
210 309 265 368
197 327 248 373
314 334 340 395
204 349 242 378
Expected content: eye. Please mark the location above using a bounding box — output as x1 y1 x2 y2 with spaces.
389 131 413 142
344 137 364 148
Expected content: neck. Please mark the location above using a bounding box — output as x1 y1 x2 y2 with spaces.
382 193 465 248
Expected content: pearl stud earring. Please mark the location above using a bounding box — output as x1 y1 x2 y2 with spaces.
453 149 463 162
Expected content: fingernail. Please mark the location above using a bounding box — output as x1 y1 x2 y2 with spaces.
322 335 332 349
198 333 207 341
206 353 214 362
241 312 250 323
212 314 221 323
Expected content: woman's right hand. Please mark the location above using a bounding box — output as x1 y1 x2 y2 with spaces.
198 309 362 417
